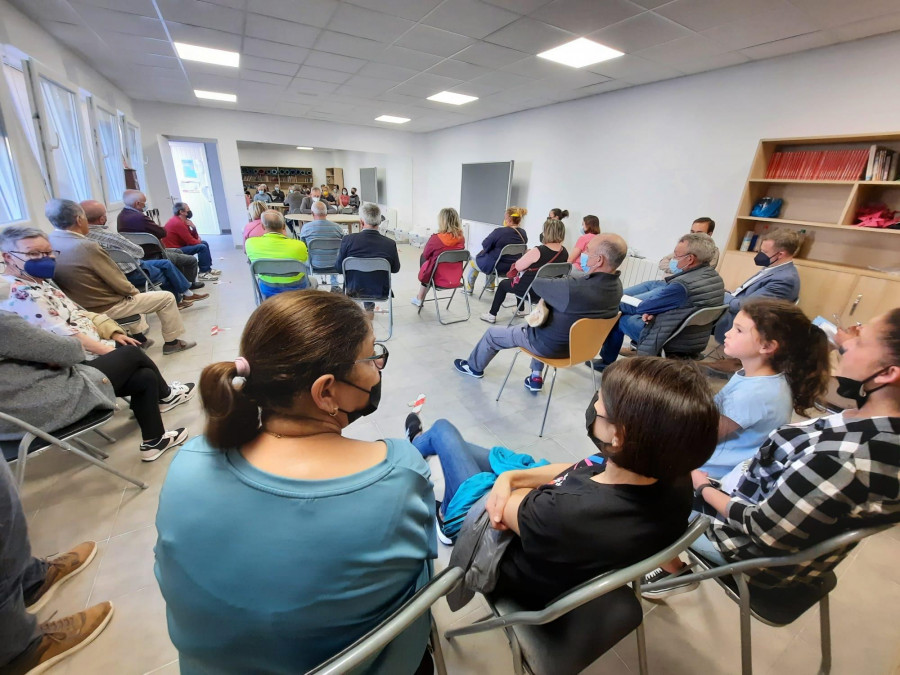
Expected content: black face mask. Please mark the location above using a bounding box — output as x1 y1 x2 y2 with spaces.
185 210 193 219
584 391 614 457
336 373 382 424
754 251 775 267
835 366 894 408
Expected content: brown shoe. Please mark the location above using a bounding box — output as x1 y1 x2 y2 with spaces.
176 298 194 309
5 602 114 675
618 344 637 357
188 292 209 301
25 542 98 614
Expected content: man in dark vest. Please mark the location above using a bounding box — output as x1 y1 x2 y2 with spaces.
592 232 724 370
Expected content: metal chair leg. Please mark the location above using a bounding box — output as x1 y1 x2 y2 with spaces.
591 362 597 392
15 433 33 486
633 581 649 675
94 429 116 443
71 438 109 460
430 614 448 675
478 273 495 300
383 296 393 341
447 287 457 310
538 367 557 437
735 573 754 675
818 594 832 675
496 351 521 401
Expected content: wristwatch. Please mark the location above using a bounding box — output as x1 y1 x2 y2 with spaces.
694 482 718 500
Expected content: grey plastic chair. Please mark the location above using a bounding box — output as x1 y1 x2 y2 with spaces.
478 243 527 299
306 566 464 675
506 261 572 326
342 257 393 341
659 304 729 357
445 516 709 675
119 231 167 259
642 518 899 675
418 249 472 325
306 237 342 277
105 248 161 293
0 411 147 489
249 258 312 307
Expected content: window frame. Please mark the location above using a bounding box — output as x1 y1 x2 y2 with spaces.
89 95 126 209
121 113 148 193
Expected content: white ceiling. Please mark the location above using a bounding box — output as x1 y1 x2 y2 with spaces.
9 0 900 133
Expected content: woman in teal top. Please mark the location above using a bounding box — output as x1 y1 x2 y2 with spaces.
154 291 436 674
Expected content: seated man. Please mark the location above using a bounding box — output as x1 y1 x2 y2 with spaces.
163 202 221 282
454 234 626 391
117 190 202 288
593 233 724 370
270 184 285 203
44 200 196 355
245 210 310 299
300 201 344 287
82 200 207 308
335 202 400 319
299 186 337 214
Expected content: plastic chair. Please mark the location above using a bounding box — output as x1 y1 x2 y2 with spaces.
342 257 393 341
506 262 572 326
445 516 709 675
418 249 472 325
0 410 147 489
249 258 312 307
478 243 528 299
119 231 167 259
659 305 729 358
306 567 464 675
105 248 161 293
307 237 342 279
642 518 899 675
496 314 620 437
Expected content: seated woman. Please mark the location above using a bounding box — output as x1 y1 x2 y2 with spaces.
705 299 830 482
244 210 310 299
339 187 350 208
464 207 528 294
155 291 436 674
242 201 267 246
568 214 601 274
480 218 568 324
408 356 718 609
410 207 466 307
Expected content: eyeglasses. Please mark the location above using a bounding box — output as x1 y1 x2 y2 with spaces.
346 342 389 371
7 250 59 261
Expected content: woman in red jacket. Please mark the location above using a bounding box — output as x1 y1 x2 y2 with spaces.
410 208 466 307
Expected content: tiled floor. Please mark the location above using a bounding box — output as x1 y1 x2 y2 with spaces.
17 235 900 674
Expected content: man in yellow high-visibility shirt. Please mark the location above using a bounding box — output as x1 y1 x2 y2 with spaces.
245 210 309 299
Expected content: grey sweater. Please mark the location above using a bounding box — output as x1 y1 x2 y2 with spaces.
0 311 116 441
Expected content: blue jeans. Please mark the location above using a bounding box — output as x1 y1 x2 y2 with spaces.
598 313 645 365
624 279 665 302
131 259 191 301
412 419 492 516
258 277 309 299
178 242 212 273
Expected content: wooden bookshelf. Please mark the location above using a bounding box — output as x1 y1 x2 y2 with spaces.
721 132 900 325
325 167 343 193
240 166 314 190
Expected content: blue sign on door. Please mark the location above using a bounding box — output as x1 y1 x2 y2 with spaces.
181 159 198 179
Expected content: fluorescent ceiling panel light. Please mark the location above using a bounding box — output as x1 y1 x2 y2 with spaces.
194 89 237 102
296 146 313 150
537 37 623 68
175 42 239 67
427 91 478 105
375 115 410 124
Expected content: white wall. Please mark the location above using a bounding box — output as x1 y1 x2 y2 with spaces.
416 31 900 261
135 102 417 247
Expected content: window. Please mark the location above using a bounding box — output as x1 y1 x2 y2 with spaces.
94 103 125 203
34 73 91 200
0 107 26 224
124 119 147 191
2 63 40 165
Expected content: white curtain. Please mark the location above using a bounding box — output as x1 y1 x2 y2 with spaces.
96 106 124 201
39 77 90 200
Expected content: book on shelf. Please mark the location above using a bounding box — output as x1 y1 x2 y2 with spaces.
764 148 871 181
865 145 898 181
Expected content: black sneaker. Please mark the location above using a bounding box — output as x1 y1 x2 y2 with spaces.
405 413 423 443
140 428 188 462
640 566 699 599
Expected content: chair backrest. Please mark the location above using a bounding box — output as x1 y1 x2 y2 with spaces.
535 261 572 280
250 258 309 278
492 243 527 272
106 248 156 291
306 237 342 273
341 256 392 301
663 304 728 350
566 314 622 364
428 249 471 289
120 231 165 256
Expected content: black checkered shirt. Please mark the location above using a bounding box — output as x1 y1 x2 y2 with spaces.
707 413 900 588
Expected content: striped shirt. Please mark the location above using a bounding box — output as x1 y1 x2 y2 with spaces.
708 413 900 587
87 224 144 274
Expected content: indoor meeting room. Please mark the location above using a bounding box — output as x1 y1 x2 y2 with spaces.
0 0 899 674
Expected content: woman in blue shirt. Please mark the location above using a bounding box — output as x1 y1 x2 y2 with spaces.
154 291 436 674
464 207 528 294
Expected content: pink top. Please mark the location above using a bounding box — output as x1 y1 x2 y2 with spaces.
573 233 596 271
243 219 265 245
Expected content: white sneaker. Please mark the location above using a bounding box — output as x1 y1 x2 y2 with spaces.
480 312 496 324
140 428 188 462
436 522 453 546
159 381 196 412
410 297 423 307
208 268 222 276
198 272 217 281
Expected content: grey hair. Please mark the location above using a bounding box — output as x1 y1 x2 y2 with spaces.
0 225 48 252
261 209 285 232
172 202 188 216
45 199 84 230
311 201 327 217
360 202 381 227
596 234 627 270
678 232 716 265
123 190 144 207
310 186 321 194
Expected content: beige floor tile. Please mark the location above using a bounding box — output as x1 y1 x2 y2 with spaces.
89 525 158 602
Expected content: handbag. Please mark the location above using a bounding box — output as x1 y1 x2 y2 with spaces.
526 298 551 327
750 197 783 218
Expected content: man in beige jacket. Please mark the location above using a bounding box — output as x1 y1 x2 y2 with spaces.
45 199 195 355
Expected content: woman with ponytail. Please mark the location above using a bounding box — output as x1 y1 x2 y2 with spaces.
155 291 436 675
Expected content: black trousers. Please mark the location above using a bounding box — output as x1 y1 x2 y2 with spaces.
90 346 169 441
489 278 534 316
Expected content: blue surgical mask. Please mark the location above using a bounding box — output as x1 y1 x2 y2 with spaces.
24 257 56 279
668 257 682 275
580 253 589 270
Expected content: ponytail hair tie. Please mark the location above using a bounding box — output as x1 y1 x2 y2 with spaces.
232 357 250 391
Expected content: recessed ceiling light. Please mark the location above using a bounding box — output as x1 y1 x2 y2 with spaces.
296 146 313 150
375 115 411 124
427 91 478 105
175 42 240 68
194 89 237 102
537 37 623 69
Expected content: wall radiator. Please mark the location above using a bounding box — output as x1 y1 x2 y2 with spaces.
619 255 663 287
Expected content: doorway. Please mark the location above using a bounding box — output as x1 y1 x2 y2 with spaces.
167 140 221 235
